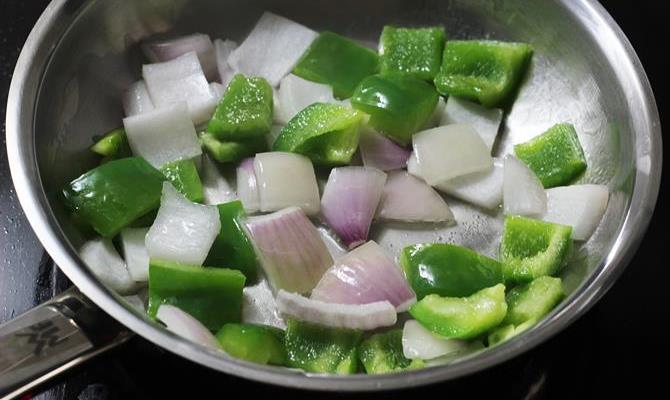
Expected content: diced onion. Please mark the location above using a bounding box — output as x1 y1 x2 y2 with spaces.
156 305 220 349
441 97 503 152
214 38 238 87
120 227 150 282
142 33 218 81
275 74 339 125
79 238 136 295
242 279 286 329
200 155 237 205
376 171 454 223
236 158 260 213
359 128 412 171
503 155 547 217
402 320 473 360
544 184 609 240
122 80 155 117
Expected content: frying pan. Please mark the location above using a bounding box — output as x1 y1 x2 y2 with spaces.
2 0 662 397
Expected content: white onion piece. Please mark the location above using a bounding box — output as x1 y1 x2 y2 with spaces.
122 80 155 117
402 320 473 360
79 239 135 295
146 183 221 266
267 124 284 147
503 155 547 217
209 82 225 100
120 227 150 282
544 184 609 240
253 152 321 215
275 74 338 124
143 52 217 124
142 33 218 81
311 241 416 311
424 96 446 129
359 128 412 171
245 207 333 293
123 295 146 312
441 97 503 152
377 171 454 223
228 12 318 87
200 155 236 205
236 157 259 213
214 38 238 87
321 167 387 248
156 305 220 349
277 290 397 330
412 124 493 185
123 102 202 168
242 280 286 329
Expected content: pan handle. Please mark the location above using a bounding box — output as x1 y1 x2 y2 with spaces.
0 288 132 399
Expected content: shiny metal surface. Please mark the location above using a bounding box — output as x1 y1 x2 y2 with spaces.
6 0 662 391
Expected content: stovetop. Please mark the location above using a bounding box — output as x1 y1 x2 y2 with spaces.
1 1 667 398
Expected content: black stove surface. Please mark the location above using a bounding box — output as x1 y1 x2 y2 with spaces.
1 1 667 399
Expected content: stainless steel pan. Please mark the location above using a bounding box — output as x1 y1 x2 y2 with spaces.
2 0 662 397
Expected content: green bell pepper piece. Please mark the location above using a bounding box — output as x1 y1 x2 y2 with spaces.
359 329 425 374
148 259 246 331
350 74 438 145
487 319 536 346
504 276 565 325
400 244 504 300
380 26 446 80
204 201 259 281
293 31 380 99
207 74 273 141
285 319 362 374
200 132 267 164
160 159 204 203
90 127 130 158
514 123 587 188
409 284 508 339
434 40 533 108
216 323 286 365
63 157 165 237
272 103 363 165
500 216 573 284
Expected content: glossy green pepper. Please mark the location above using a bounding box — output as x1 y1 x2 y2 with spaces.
207 74 273 141
199 132 267 164
400 244 503 300
514 123 587 188
293 31 380 99
500 216 572 284
350 74 438 145
204 200 259 281
63 157 166 237
216 323 286 365
359 329 425 374
409 284 508 339
147 259 246 331
284 319 362 374
160 159 204 203
380 26 446 80
504 276 565 325
434 40 533 108
90 127 130 158
272 103 363 165
487 319 536 346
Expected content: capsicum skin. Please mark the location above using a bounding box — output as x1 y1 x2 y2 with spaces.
204 200 259 281
487 318 536 346
293 31 380 99
500 216 573 284
90 127 129 158
504 276 565 325
160 159 204 203
350 74 438 145
199 131 268 164
148 259 246 332
272 103 364 165
434 40 533 108
514 123 587 188
380 26 446 80
63 157 166 237
359 329 424 374
409 284 508 339
207 74 273 141
216 323 286 365
400 244 504 300
284 319 363 374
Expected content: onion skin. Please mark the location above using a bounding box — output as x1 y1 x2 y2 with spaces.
156 304 220 349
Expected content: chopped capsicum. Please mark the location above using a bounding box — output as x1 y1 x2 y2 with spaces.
216 323 286 365
272 103 363 165
500 216 573 284
514 123 587 188
351 74 438 145
204 200 259 281
359 329 425 374
409 284 508 339
207 74 273 141
434 40 533 108
148 259 246 331
63 157 166 237
284 319 362 374
487 318 536 346
199 131 267 164
379 26 446 80
293 31 380 99
401 244 504 300
160 159 204 202
90 127 130 158
504 276 565 325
